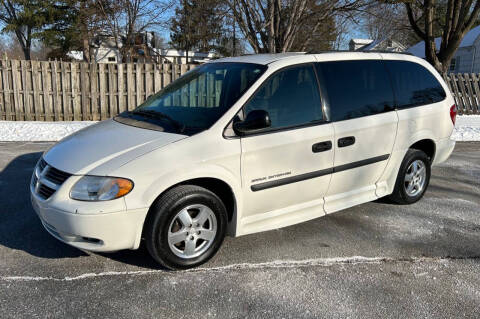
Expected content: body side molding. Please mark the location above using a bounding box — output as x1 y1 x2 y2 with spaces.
250 154 390 192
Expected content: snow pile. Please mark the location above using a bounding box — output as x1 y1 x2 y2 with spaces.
0 115 479 142
452 115 480 141
0 121 97 142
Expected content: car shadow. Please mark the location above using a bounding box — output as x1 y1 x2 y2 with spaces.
0 149 169 268
98 244 167 270
0 151 87 259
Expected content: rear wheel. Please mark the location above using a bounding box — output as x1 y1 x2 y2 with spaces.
144 185 227 270
389 149 431 204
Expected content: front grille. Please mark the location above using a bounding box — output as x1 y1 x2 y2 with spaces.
38 158 47 171
44 167 71 184
38 184 56 199
32 158 72 200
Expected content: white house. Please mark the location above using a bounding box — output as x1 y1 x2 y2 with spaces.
90 34 124 63
72 34 216 64
153 49 216 64
349 38 406 52
66 51 84 61
66 31 217 64
349 39 374 51
407 25 480 73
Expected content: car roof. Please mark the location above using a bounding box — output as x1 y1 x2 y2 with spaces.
211 53 307 65
210 51 415 65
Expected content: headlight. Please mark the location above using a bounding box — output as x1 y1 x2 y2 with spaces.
70 176 134 201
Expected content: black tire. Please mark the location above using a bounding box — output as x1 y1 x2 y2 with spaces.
144 185 227 270
388 149 431 205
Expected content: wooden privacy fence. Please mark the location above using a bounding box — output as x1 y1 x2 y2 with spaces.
0 59 196 121
0 59 479 121
443 73 480 114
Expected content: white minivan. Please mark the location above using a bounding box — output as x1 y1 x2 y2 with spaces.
31 52 456 269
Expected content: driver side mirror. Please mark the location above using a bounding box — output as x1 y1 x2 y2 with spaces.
233 110 271 136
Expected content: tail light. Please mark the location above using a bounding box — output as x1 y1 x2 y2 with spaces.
450 104 457 125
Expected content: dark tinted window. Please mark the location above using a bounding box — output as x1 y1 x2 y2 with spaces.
244 65 323 129
315 60 395 121
385 60 446 108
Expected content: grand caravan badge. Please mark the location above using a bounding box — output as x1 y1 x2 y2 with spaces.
251 171 292 184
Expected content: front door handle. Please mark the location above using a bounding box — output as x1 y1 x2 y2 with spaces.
312 141 332 153
338 136 355 148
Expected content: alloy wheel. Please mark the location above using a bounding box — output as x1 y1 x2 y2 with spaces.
167 204 217 259
404 159 427 197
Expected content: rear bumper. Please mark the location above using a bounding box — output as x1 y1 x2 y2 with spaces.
433 137 456 165
31 193 148 252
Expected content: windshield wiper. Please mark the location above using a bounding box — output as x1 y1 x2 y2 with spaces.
131 109 185 133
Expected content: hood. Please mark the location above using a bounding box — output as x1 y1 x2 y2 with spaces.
43 119 186 175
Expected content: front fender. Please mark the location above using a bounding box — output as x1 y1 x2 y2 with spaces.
126 163 243 238
139 164 243 212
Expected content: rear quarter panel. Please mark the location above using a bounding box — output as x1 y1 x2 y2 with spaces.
380 53 456 146
376 54 456 196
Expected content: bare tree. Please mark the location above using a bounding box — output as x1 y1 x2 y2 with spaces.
362 2 404 40
362 2 417 45
75 0 110 63
227 0 367 53
291 14 338 51
401 0 480 73
98 0 174 62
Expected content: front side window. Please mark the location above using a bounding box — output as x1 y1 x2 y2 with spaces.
243 64 323 130
315 60 395 122
116 63 266 135
385 60 446 108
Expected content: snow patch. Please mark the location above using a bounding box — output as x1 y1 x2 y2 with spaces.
0 121 97 141
0 115 480 142
452 115 480 142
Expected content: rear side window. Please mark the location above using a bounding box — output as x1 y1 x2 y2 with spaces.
244 64 323 129
315 60 395 122
384 60 446 108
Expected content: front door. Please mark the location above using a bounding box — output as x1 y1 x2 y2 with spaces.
238 64 334 235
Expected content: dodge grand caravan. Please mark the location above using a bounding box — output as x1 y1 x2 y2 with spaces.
31 52 456 269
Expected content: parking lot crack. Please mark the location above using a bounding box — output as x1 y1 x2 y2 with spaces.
1 255 479 282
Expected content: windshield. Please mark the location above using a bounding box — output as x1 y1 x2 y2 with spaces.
115 62 267 135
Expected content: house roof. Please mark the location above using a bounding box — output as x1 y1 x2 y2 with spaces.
350 38 374 45
407 25 480 57
361 39 406 52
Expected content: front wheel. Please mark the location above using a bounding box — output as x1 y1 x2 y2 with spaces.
389 149 431 205
144 185 227 270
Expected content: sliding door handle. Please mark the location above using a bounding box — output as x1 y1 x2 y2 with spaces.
338 136 355 148
312 141 332 153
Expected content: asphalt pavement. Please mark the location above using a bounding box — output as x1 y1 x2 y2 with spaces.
0 141 479 318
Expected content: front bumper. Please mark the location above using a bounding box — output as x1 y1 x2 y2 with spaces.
31 192 148 252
